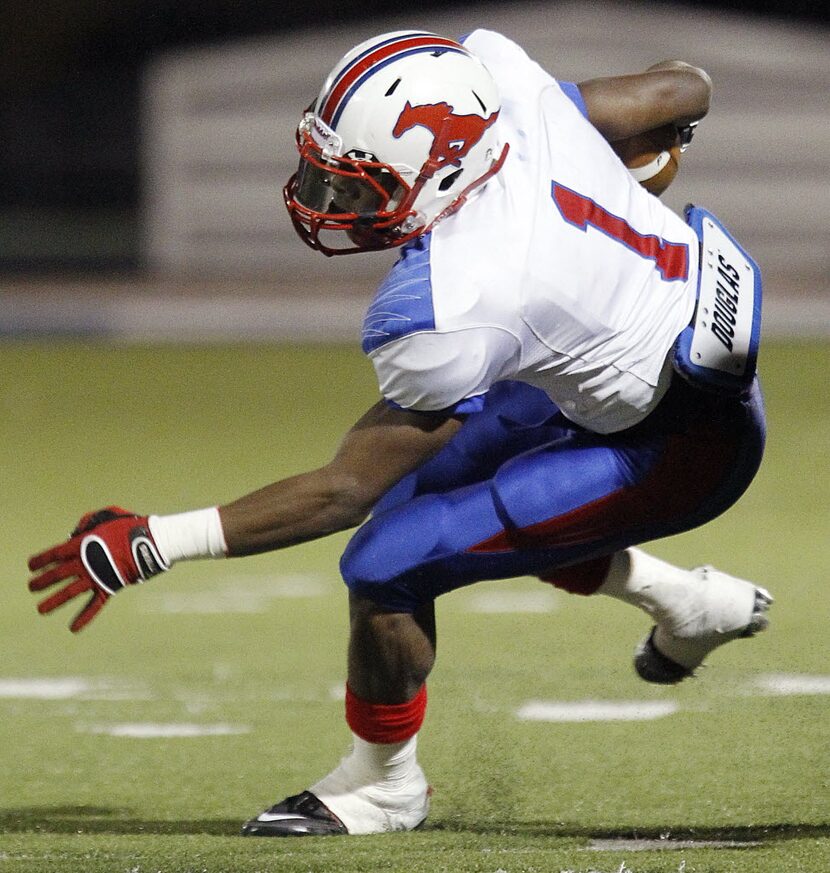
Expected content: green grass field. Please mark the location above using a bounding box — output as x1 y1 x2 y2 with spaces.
2 340 828 873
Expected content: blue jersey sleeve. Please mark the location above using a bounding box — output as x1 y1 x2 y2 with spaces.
362 235 436 355
559 81 589 120
364 235 495 415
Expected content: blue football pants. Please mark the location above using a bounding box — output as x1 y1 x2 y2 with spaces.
340 376 766 612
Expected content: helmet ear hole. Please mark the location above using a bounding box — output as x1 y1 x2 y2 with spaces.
438 168 463 192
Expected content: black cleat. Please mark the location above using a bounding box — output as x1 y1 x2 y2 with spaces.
241 791 349 836
634 627 694 684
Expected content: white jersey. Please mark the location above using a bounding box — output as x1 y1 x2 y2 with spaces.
362 29 699 434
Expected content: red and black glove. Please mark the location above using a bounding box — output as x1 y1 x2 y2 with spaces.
27 506 169 632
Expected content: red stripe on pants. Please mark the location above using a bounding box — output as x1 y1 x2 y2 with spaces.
467 425 737 595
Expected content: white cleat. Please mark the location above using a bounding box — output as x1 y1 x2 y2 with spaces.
634 566 773 684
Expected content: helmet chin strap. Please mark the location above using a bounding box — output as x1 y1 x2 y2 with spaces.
393 141 450 228
396 140 510 241
430 142 510 227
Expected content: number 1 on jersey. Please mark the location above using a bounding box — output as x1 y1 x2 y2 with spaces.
552 182 689 282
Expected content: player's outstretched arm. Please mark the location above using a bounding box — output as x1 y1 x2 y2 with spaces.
28 402 462 630
578 61 712 143
219 401 462 555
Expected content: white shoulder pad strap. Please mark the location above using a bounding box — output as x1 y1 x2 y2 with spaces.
673 205 762 395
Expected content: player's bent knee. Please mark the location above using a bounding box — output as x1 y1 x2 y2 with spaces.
342 481 507 610
340 496 448 604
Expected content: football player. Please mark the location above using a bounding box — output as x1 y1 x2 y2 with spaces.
28 30 770 836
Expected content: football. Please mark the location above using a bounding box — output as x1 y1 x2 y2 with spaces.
612 123 682 196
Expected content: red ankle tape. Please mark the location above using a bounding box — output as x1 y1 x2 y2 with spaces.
540 555 612 596
345 684 427 744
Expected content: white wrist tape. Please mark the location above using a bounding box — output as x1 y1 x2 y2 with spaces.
628 150 671 182
148 507 228 565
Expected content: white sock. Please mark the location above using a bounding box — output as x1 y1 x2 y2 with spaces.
323 734 419 789
311 734 428 834
597 548 698 622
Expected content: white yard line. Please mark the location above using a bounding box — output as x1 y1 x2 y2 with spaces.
753 673 830 695
144 572 332 614
516 700 678 723
588 837 762 851
463 589 559 614
0 678 93 699
0 677 151 701
79 722 251 738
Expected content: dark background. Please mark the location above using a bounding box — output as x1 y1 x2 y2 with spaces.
1 0 827 272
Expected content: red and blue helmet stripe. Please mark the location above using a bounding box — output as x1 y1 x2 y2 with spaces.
318 32 469 128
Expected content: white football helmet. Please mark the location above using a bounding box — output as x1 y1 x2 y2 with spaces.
284 31 509 256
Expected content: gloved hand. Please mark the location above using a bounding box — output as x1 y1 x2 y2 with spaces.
28 506 169 632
